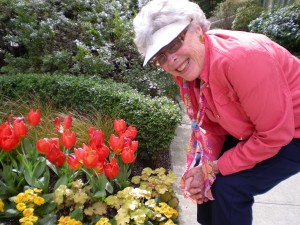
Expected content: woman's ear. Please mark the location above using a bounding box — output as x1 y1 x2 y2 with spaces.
190 21 204 36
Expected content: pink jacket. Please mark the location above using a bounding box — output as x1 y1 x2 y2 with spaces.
187 30 300 175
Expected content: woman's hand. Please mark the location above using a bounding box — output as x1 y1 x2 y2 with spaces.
181 165 205 203
181 160 219 203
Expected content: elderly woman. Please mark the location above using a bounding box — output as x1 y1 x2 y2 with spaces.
133 0 300 225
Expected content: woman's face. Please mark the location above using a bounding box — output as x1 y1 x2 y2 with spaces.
159 23 205 81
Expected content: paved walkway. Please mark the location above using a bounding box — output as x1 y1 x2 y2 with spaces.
169 110 300 225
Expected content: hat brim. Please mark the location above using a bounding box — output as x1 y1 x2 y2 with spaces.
143 20 190 66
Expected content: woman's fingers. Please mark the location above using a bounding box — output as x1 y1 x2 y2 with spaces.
188 187 204 202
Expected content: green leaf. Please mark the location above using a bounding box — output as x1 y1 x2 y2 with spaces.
35 214 57 225
71 208 83 221
105 181 114 194
46 160 58 175
54 174 68 190
35 201 57 216
4 209 19 217
110 218 117 225
33 159 46 179
23 167 33 186
93 190 106 198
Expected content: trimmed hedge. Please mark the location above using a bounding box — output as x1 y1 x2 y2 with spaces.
0 74 182 159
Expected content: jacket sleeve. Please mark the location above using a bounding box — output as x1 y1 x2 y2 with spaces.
218 49 295 175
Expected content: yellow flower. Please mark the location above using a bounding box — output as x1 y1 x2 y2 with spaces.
22 193 30 202
16 202 27 211
14 193 25 203
154 203 178 219
22 221 34 225
33 188 42 193
95 217 112 225
33 196 45 206
25 189 35 195
159 219 176 225
0 198 4 213
27 215 38 222
19 217 35 224
23 208 34 217
58 216 82 225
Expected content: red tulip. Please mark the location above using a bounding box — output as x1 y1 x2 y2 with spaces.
74 146 85 164
64 115 72 130
95 144 110 161
13 119 28 137
67 154 82 170
0 128 20 151
0 122 11 137
27 109 41 126
122 126 137 140
36 138 59 155
88 129 105 149
46 145 66 166
104 157 120 179
88 127 96 137
61 129 76 149
121 147 136 164
0 122 20 151
54 115 72 133
54 117 62 129
94 160 104 174
124 139 139 153
130 140 139 152
114 119 126 135
82 144 99 168
109 134 124 155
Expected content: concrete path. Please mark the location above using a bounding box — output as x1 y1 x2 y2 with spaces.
169 111 300 225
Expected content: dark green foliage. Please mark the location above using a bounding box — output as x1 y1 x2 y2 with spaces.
0 0 134 76
249 4 300 55
232 0 264 31
210 0 243 29
192 0 223 18
0 0 178 99
0 74 182 159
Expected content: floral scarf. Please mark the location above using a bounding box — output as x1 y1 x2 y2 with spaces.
178 78 216 204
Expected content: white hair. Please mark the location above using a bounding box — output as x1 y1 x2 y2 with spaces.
133 0 211 56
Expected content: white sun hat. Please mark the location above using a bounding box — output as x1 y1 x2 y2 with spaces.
143 19 190 66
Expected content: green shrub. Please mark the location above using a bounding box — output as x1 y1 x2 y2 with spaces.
192 0 223 18
211 0 242 29
0 0 177 99
232 0 263 31
0 74 182 159
249 4 300 55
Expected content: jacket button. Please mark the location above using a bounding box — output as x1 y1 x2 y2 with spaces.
216 115 220 118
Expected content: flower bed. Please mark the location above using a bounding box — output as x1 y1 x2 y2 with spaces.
0 109 178 225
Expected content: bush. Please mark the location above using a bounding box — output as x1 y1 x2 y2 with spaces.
0 0 178 99
0 0 134 76
0 73 182 159
232 0 263 31
192 0 223 18
124 63 179 100
249 4 300 55
210 0 242 29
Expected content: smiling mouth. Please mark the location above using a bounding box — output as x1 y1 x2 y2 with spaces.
177 59 189 72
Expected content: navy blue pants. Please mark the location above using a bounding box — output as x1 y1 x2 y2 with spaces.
197 136 300 225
